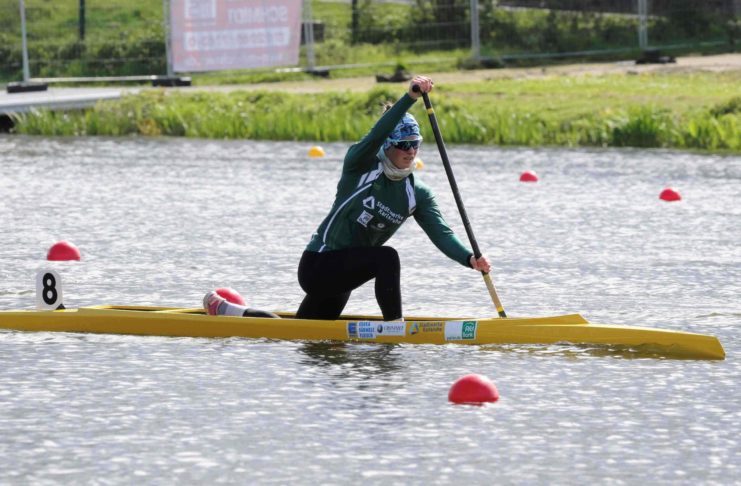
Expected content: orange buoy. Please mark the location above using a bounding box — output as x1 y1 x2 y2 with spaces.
448 374 499 405
415 158 424 169
308 146 325 158
215 287 246 306
659 187 681 202
47 241 81 261
519 170 538 183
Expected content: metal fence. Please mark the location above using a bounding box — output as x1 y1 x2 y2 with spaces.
1 0 738 84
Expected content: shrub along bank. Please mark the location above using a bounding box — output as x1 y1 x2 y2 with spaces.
12 71 741 152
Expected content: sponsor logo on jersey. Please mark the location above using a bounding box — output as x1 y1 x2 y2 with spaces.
356 210 373 227
377 201 404 225
363 196 376 210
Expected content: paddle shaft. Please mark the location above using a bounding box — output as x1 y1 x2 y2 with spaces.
414 87 507 318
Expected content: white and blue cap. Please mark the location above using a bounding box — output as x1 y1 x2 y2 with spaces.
384 113 422 149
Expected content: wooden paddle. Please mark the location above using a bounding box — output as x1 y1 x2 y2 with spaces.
413 85 507 318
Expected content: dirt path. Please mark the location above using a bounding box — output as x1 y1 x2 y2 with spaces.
194 53 741 94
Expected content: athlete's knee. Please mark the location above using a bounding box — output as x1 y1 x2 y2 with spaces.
377 246 400 266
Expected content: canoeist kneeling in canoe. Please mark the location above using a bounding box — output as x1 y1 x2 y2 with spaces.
295 75 490 321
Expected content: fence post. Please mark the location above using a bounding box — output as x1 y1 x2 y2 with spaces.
351 0 359 45
79 0 85 41
7 0 47 92
163 0 174 77
153 0 190 86
637 0 649 50
470 0 480 62
19 0 30 82
303 0 316 72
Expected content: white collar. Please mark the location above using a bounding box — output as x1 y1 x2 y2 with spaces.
378 147 415 181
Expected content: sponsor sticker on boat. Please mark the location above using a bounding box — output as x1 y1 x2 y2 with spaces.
408 322 443 335
444 321 477 341
347 321 406 340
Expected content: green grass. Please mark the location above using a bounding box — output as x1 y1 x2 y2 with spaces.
0 0 165 79
1 0 735 84
0 0 162 41
12 71 741 152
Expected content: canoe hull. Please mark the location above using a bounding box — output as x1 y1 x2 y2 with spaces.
0 305 725 360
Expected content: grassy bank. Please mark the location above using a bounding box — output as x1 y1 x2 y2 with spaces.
12 71 741 151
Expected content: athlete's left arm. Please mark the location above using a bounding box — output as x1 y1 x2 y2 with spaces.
412 182 473 267
343 94 417 174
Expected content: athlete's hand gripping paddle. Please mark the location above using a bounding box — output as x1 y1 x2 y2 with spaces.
413 85 507 318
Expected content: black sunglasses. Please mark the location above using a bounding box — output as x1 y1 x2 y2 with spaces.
390 139 422 151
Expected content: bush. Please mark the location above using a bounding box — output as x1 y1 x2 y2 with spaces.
610 107 675 148
710 96 741 117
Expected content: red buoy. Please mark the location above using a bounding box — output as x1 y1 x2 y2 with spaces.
659 187 681 202
215 287 246 306
47 241 81 261
448 374 500 405
519 170 538 183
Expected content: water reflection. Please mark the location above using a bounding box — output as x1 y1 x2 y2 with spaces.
297 341 403 376
1 137 739 484
480 343 704 360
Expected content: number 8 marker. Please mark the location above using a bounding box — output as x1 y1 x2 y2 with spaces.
36 269 65 310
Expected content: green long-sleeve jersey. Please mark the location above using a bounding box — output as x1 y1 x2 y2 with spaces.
306 93 473 268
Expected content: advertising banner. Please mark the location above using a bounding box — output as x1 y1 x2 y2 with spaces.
170 0 302 72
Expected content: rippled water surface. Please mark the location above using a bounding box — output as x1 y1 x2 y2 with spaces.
1 135 739 484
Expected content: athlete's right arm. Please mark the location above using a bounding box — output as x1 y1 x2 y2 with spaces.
413 184 473 268
343 94 417 173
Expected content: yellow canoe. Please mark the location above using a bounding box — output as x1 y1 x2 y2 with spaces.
0 305 725 360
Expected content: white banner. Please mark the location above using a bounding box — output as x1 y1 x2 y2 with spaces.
170 0 303 73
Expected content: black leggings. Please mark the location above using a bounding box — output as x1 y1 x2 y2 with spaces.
296 247 402 321
243 308 281 319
